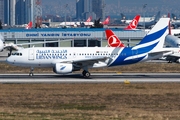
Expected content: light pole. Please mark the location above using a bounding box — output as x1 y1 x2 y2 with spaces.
143 4 147 30
64 4 68 26
102 2 106 26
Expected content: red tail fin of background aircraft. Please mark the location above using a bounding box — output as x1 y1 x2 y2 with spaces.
102 17 110 25
25 21 32 29
168 13 172 35
124 15 140 29
105 29 126 47
86 17 91 22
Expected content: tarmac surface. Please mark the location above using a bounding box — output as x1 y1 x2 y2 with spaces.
0 73 180 83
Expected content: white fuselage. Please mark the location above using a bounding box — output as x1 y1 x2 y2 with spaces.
7 47 180 69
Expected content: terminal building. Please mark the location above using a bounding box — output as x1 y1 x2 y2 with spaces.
0 28 146 48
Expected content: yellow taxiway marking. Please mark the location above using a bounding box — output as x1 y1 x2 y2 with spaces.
117 72 122 74
124 81 130 83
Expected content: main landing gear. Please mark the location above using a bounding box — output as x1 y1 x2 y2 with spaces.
82 70 91 78
29 67 34 77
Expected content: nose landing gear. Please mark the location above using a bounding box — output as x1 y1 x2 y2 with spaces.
29 67 34 77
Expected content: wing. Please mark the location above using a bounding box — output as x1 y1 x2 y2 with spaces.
52 57 109 67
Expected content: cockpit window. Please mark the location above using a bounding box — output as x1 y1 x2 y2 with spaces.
12 53 22 56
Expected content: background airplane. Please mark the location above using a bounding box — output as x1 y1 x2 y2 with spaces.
59 17 92 27
6 18 174 78
138 11 161 28
171 13 180 28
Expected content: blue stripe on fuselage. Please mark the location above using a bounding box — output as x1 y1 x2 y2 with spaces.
109 47 146 67
109 41 158 67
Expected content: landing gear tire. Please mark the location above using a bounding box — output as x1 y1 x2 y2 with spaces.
29 67 34 77
29 73 34 77
82 70 90 78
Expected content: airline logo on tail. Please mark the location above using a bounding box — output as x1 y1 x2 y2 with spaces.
105 29 126 47
124 15 140 29
86 17 91 22
25 21 32 29
102 17 110 25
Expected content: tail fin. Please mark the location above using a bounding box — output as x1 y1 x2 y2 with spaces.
168 13 172 35
154 11 161 22
171 13 177 20
25 21 32 29
121 13 125 20
86 17 91 22
105 29 126 47
133 18 169 50
124 15 140 29
103 17 110 25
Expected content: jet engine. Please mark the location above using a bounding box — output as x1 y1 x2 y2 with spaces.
53 63 73 74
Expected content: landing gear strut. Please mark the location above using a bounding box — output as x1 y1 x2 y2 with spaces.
29 67 34 77
82 70 91 78
8 48 12 57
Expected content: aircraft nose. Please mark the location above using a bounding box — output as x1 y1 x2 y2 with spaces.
6 57 13 64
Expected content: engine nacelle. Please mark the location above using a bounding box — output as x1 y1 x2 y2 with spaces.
53 63 73 74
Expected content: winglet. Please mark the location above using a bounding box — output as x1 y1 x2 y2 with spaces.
105 29 126 47
124 15 140 29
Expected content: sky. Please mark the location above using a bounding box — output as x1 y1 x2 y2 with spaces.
42 0 180 18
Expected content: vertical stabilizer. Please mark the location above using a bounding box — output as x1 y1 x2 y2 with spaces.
124 15 140 29
86 17 91 22
133 18 169 51
105 29 126 47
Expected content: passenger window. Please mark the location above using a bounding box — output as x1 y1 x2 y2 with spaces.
20 53 22 56
17 53 19 56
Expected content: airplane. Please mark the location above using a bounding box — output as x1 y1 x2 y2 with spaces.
59 17 93 27
6 18 177 78
168 13 180 28
25 21 32 29
138 11 161 28
161 13 180 63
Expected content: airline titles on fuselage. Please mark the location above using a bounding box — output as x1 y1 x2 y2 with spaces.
35 49 110 60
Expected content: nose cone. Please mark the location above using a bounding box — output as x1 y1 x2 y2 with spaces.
6 57 13 65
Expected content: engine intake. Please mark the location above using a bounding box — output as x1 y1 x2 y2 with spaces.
53 63 73 74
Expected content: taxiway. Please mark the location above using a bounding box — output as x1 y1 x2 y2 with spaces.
0 73 180 83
